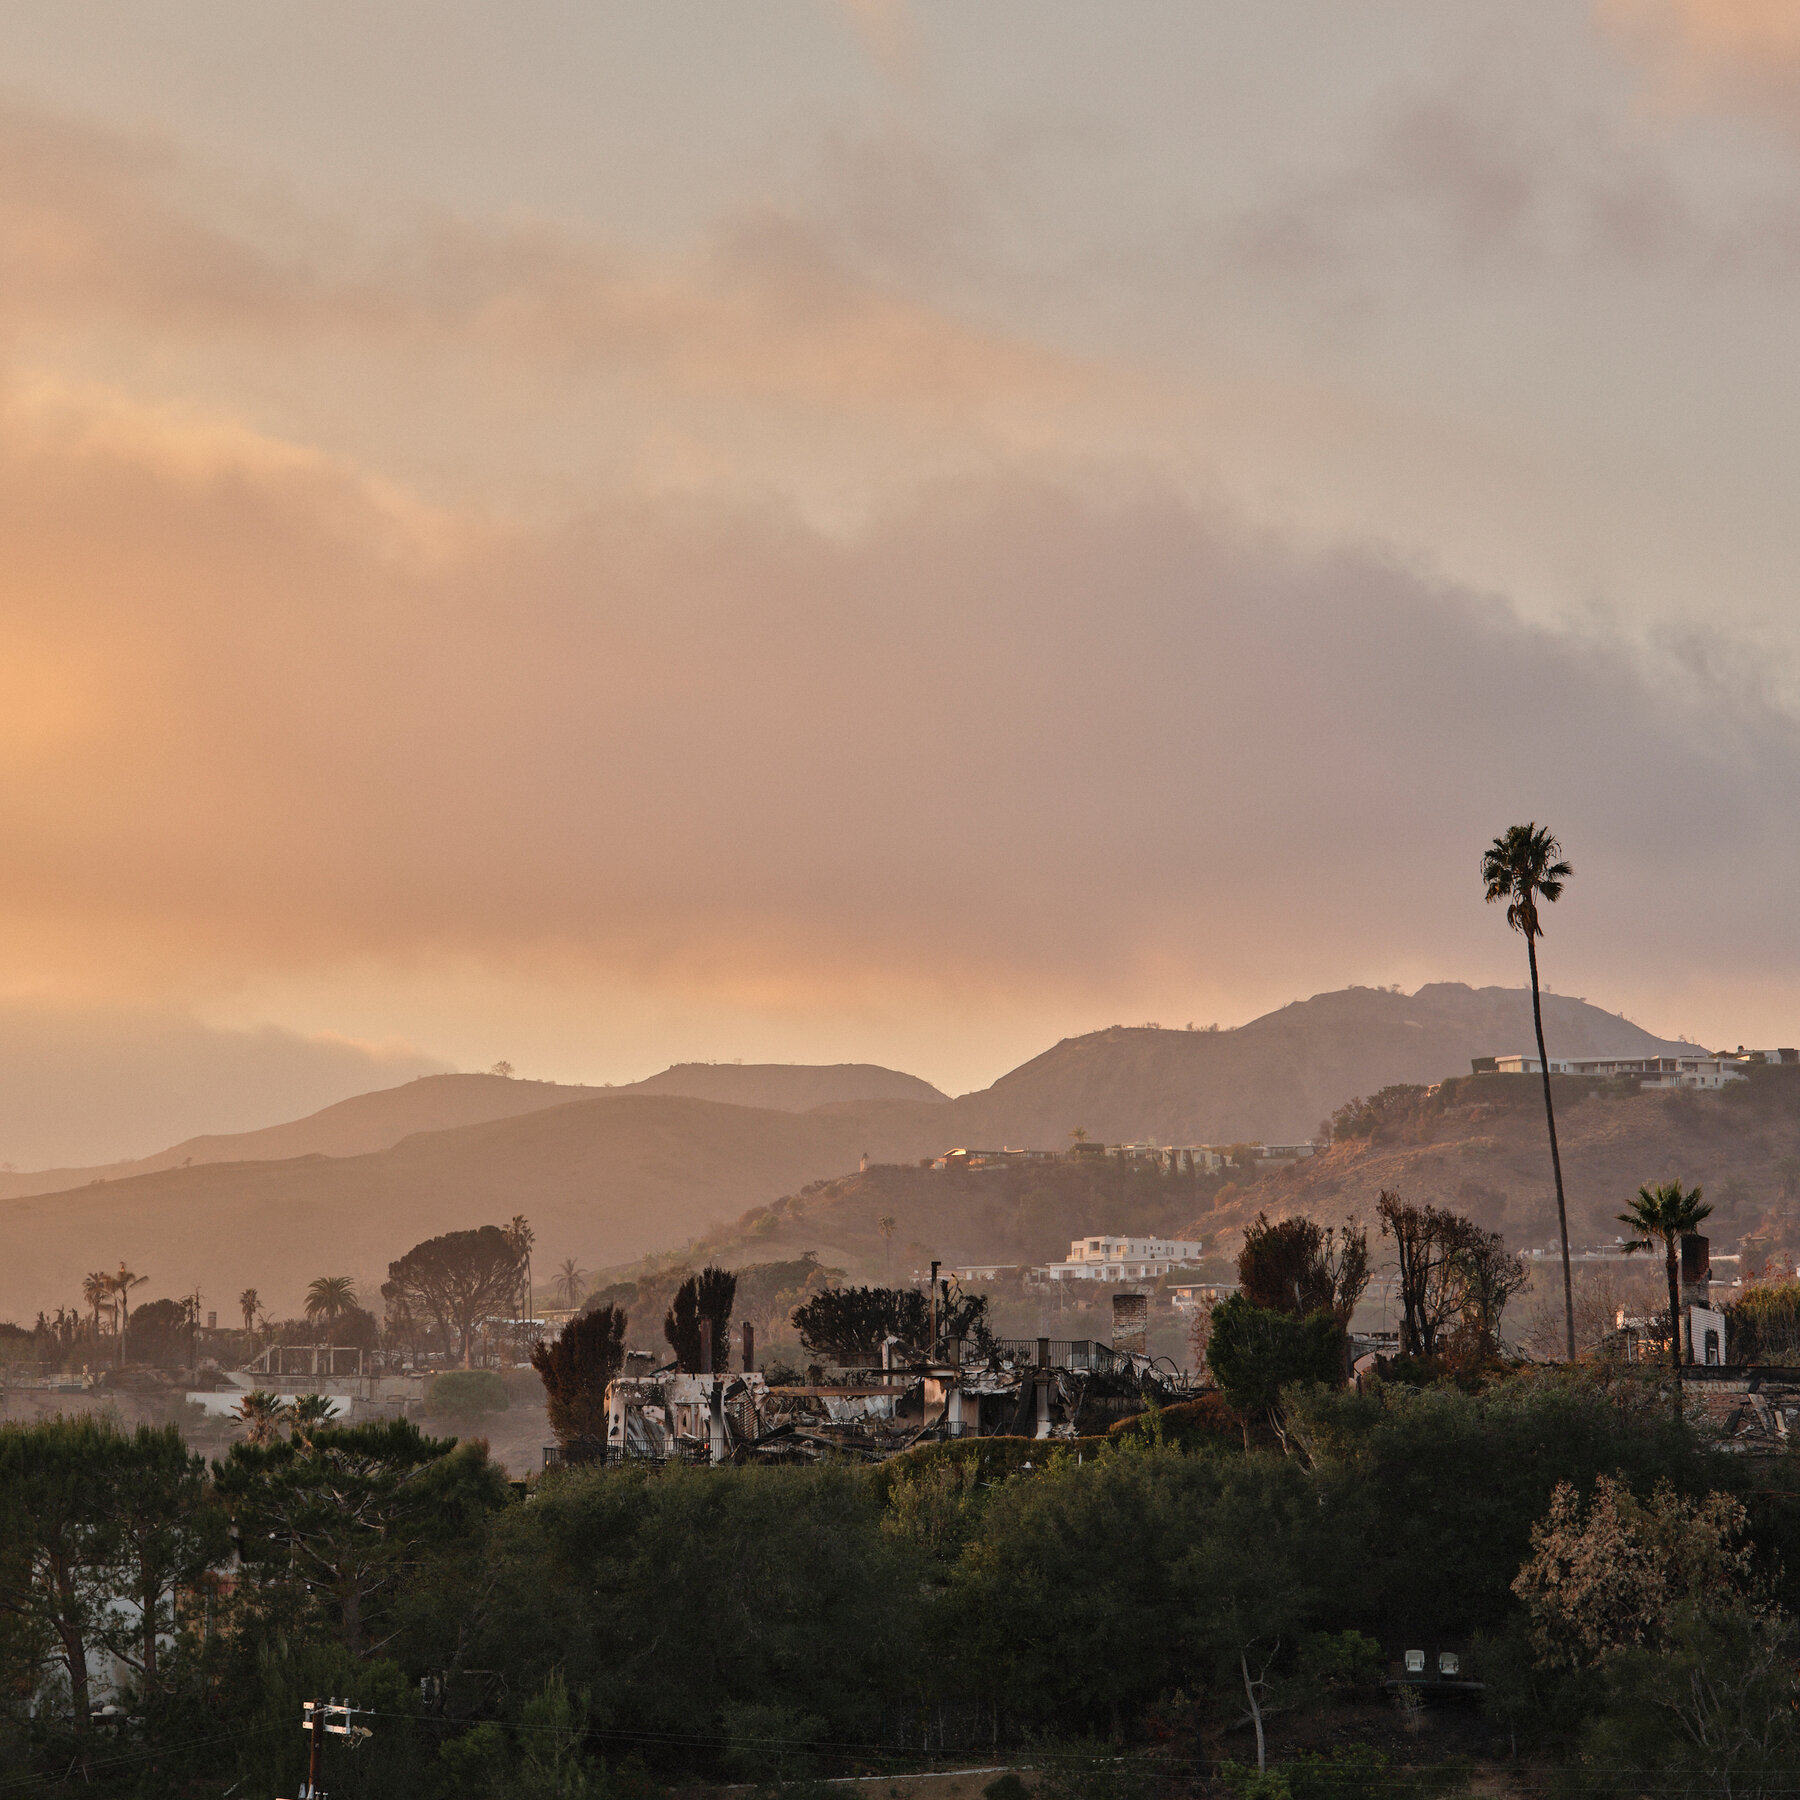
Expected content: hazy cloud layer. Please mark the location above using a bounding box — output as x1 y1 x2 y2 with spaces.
3 371 1796 1046
3 10 1800 1109
1603 0 1800 113
0 95 1107 498
0 1005 441 1169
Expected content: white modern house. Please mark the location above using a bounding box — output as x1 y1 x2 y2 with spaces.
1487 1053 1754 1090
1039 1234 1205 1282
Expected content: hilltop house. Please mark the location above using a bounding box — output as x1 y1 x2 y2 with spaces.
1039 1234 1204 1283
1477 1051 1796 1089
932 1147 1061 1171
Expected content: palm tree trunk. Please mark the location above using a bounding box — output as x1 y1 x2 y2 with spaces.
1527 932 1576 1361
1664 1239 1682 1373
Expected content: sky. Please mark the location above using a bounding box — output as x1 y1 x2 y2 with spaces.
3 0 1800 1163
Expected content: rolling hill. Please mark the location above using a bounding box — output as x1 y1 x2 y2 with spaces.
0 982 1712 1325
0 1062 943 1202
0 1093 946 1326
603 1066 1800 1304
626 1062 945 1110
924 982 1689 1149
1183 1063 1800 1263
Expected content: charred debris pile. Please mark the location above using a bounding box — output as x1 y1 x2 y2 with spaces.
544 1264 1189 1469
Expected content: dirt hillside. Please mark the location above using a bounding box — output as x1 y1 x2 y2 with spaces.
928 982 1688 1148
618 1067 1800 1297
1184 1066 1800 1264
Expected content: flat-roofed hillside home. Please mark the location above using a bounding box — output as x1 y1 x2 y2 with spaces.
1486 1052 1761 1089
1040 1234 1204 1282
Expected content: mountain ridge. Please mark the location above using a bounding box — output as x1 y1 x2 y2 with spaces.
0 1092 944 1324
0 983 1707 1321
0 1062 945 1201
925 982 1690 1148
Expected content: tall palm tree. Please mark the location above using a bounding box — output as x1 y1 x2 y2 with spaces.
506 1215 535 1321
239 1288 260 1335
876 1216 897 1278
303 1276 358 1333
110 1264 147 1367
554 1258 587 1309
1482 823 1575 1360
1619 1180 1713 1371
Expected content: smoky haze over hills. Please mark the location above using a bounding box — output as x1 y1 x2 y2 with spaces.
0 1004 448 1172
0 1062 944 1202
0 1094 938 1335
0 983 1698 1321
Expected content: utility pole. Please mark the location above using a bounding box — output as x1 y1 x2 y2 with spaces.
301 1698 324 1800
288 1698 372 1800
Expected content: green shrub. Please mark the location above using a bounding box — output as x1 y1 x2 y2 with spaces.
1206 1295 1341 1430
1222 1747 1469 1800
1294 1628 1384 1693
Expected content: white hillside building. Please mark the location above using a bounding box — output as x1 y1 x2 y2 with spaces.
1489 1053 1748 1090
1040 1234 1205 1282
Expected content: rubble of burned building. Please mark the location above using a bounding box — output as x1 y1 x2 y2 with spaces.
574 1293 1190 1468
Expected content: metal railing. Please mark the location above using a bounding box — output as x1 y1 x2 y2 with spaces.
993 1338 1132 1375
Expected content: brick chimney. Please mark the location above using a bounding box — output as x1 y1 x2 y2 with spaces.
1112 1293 1149 1356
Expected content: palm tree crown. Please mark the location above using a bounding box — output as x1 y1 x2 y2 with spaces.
1618 1179 1713 1253
288 1393 340 1446
303 1275 358 1325
1481 823 1572 940
231 1389 291 1448
1619 1179 1712 1372
555 1258 588 1308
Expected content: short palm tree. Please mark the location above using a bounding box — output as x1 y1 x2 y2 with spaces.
876 1215 897 1277
231 1389 290 1447
82 1271 109 1339
303 1275 357 1332
288 1393 340 1446
1482 823 1575 1359
239 1287 260 1335
1619 1180 1713 1371
554 1258 587 1308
